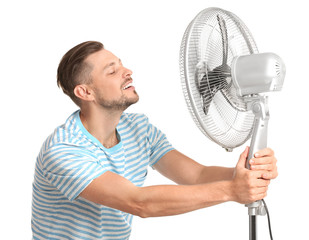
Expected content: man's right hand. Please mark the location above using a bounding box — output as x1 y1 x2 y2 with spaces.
231 147 270 204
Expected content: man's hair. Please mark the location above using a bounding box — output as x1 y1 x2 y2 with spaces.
57 41 104 106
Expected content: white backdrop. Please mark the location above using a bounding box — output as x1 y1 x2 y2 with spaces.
1 0 308 239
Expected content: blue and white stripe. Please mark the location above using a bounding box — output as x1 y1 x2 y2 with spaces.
32 110 174 239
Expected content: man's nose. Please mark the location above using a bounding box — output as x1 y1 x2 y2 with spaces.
122 67 133 78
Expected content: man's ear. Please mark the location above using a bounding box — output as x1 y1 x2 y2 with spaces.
74 85 94 102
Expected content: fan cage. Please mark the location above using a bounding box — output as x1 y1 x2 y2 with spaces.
179 7 259 150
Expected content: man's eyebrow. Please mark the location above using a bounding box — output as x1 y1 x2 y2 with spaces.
103 59 122 71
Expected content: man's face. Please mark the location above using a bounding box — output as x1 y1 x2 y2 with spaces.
85 49 139 111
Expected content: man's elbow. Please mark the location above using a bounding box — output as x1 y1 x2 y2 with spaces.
130 198 153 218
129 189 156 218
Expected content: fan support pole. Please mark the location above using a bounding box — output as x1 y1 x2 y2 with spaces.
245 97 269 240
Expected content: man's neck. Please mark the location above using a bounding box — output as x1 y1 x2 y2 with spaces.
79 107 122 148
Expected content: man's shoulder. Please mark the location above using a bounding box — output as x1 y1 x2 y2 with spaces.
117 112 150 134
40 111 85 152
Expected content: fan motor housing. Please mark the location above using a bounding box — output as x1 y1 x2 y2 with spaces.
231 52 286 96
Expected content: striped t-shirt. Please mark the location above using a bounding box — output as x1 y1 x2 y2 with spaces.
32 110 174 240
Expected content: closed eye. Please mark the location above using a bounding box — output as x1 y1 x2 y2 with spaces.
104 58 122 75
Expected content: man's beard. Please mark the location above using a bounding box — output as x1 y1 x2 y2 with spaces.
95 90 139 111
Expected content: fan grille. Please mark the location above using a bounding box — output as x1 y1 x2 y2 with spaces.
180 8 258 150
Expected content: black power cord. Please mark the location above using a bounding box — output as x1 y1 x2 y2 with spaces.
262 199 273 240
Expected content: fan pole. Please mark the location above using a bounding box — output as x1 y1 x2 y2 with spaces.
246 97 269 240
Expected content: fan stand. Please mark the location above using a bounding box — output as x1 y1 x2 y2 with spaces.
245 95 269 240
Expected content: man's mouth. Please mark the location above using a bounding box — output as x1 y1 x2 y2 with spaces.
122 81 134 90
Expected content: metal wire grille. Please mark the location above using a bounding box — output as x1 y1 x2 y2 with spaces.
179 8 258 150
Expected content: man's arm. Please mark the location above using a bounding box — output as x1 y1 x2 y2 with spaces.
153 150 234 185
80 170 233 218
153 148 278 185
79 147 269 218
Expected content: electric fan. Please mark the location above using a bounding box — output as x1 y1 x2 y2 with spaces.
179 7 285 240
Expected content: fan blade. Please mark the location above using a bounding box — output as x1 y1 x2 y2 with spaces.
195 15 232 115
217 14 228 65
198 65 231 115
233 18 255 54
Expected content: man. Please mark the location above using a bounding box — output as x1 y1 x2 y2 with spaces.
32 41 278 240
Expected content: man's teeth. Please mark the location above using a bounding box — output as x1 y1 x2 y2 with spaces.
123 82 133 90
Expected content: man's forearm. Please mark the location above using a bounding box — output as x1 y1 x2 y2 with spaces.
154 150 235 185
196 166 235 184
136 180 233 218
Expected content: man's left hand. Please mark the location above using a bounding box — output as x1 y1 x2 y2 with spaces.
249 148 278 180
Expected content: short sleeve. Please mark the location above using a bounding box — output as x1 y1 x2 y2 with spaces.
41 144 106 201
146 122 174 167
